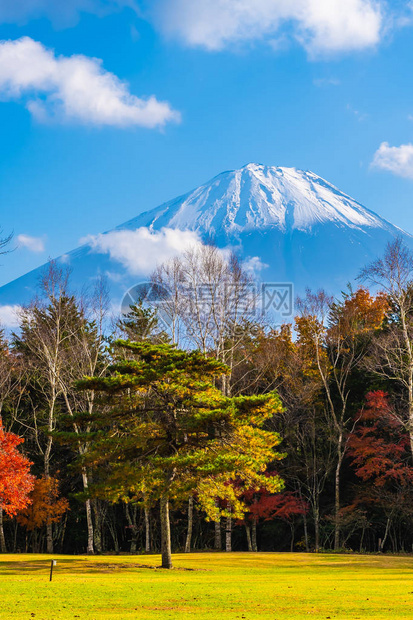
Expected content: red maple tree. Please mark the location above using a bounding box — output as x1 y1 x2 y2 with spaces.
235 475 308 551
244 488 308 523
348 391 413 487
237 474 308 525
346 391 413 551
0 422 35 516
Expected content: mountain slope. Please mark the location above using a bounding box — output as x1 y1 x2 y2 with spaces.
123 163 392 236
0 163 411 313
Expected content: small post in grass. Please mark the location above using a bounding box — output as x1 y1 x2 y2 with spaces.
49 560 57 582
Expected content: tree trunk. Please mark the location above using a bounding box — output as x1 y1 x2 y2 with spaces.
82 470 94 554
84 498 95 554
303 511 309 552
160 496 172 569
107 515 119 554
334 436 343 551
314 505 320 553
33 530 38 553
46 522 53 554
144 504 151 553
251 518 258 552
59 512 68 553
245 524 252 552
44 430 54 554
409 397 413 459
290 522 295 552
184 496 194 553
92 500 103 554
225 509 232 552
359 526 366 552
214 519 221 551
402 307 413 460
125 504 138 553
0 507 7 553
12 520 18 553
379 517 391 552
130 532 137 553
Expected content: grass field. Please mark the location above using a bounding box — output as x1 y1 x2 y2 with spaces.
2 552 413 619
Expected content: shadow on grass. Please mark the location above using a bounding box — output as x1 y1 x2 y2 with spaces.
2 552 412 577
0 558 202 575
0 559 84 575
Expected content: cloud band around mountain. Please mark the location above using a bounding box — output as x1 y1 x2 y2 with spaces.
0 37 180 128
82 227 203 275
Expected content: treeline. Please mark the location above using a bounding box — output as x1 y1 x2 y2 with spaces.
1 240 413 560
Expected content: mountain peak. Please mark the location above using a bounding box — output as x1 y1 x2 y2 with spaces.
123 163 395 238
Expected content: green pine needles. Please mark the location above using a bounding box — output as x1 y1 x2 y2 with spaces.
75 340 285 568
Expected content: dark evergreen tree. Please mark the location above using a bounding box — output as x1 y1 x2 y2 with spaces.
74 341 284 568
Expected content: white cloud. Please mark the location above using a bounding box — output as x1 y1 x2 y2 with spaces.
0 304 21 328
0 37 180 127
371 142 413 179
149 0 384 56
82 227 203 275
0 1 137 28
243 256 268 274
17 233 45 252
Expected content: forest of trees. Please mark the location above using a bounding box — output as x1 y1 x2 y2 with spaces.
2 239 413 564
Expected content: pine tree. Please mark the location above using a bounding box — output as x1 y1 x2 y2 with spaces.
117 300 168 343
75 341 284 568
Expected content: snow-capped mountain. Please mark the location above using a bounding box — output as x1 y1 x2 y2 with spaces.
1 163 411 314
124 163 389 236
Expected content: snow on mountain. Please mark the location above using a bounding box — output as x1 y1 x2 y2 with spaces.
122 164 395 236
0 163 411 317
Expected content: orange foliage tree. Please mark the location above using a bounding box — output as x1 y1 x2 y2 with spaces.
17 476 69 532
0 422 34 516
0 422 35 552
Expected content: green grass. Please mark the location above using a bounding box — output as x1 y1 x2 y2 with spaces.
2 552 413 619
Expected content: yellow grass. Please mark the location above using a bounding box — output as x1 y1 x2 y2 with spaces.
1 552 413 619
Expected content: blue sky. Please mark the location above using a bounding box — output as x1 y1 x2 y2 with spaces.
1 0 413 287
